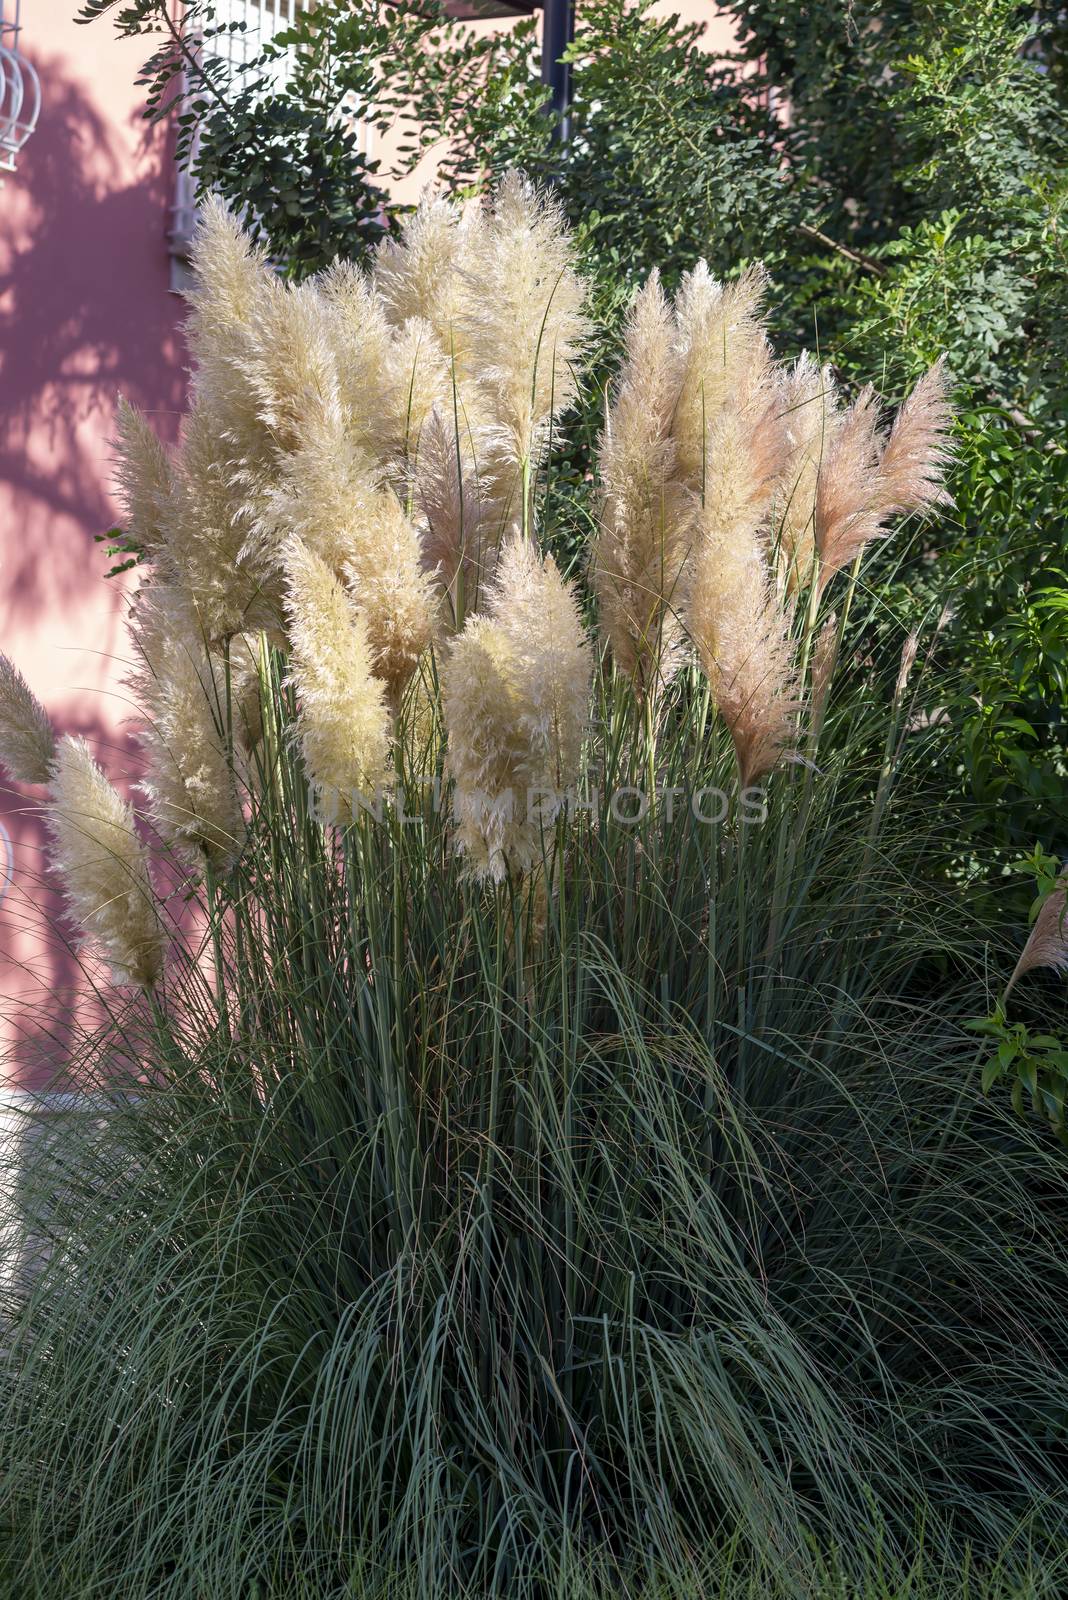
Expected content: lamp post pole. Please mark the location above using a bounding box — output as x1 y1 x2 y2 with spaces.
540 0 575 143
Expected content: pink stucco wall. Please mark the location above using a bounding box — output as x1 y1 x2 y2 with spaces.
0 0 185 1090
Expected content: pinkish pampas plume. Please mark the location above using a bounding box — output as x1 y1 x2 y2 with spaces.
1006 871 1068 997
814 362 954 595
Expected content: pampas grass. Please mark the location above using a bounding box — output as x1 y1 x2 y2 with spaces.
130 587 247 866
444 534 590 880
1006 869 1068 994
282 538 391 821
46 734 163 987
592 270 693 691
0 652 55 785
1 183 1015 1600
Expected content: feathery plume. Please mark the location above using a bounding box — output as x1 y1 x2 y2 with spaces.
442 619 532 881
374 197 480 377
1006 871 1068 996
592 270 693 691
812 384 884 594
183 200 286 560
415 405 486 621
873 358 955 517
47 735 163 987
185 195 271 351
684 376 796 787
268 416 437 703
113 397 173 559
814 363 955 596
240 274 342 458
281 539 391 822
0 654 56 785
688 534 798 788
443 535 590 880
457 173 589 508
379 316 452 471
162 403 278 644
341 489 440 706
317 259 395 458
772 354 840 590
131 587 247 867
672 263 769 495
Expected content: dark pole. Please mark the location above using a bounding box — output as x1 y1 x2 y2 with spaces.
540 0 575 144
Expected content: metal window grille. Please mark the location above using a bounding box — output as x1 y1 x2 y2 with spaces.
171 0 314 282
0 0 40 175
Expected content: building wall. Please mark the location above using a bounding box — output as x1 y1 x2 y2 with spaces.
0 0 186 1091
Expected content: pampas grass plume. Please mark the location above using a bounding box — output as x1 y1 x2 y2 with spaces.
672 262 768 494
132 588 247 866
47 735 163 987
0 654 56 785
1006 870 1068 996
459 173 589 485
444 535 590 880
114 397 173 559
593 269 693 690
815 363 954 595
282 538 391 823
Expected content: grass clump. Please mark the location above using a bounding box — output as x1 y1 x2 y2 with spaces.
1 178 1066 1598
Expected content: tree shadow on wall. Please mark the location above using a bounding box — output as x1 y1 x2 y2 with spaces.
0 53 186 1087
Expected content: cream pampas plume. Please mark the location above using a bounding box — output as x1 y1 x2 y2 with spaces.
592 270 694 691
162 403 277 645
443 535 591 881
183 200 285 563
0 654 56 785
132 588 247 867
241 274 342 459
458 173 590 524
342 488 439 705
814 363 954 595
185 195 272 372
281 539 391 823
113 397 173 559
379 316 452 470
316 260 395 458
1006 871 1068 996
688 537 798 788
47 735 163 988
671 263 769 496
374 197 479 376
268 416 437 703
416 405 486 621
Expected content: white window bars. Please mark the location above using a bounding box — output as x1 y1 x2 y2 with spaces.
170 0 312 281
0 0 40 175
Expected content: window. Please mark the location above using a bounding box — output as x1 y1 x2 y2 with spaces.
170 0 315 288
